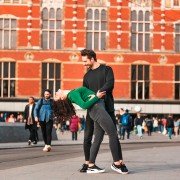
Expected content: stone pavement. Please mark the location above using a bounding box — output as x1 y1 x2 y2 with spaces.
0 131 180 180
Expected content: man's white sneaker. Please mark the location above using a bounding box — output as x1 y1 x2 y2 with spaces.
47 145 51 152
43 145 48 152
86 165 105 174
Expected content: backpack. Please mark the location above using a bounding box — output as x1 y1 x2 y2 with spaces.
121 114 129 126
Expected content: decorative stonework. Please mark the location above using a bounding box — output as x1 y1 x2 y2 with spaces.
159 55 167 64
42 0 64 8
24 52 34 61
69 53 79 62
114 54 124 62
87 0 107 6
131 0 151 7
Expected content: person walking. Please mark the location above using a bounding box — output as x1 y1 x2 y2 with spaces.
34 89 54 152
79 49 122 173
166 114 174 140
121 109 132 140
54 86 128 174
146 115 153 136
24 96 38 145
134 112 143 139
70 115 80 140
174 118 180 138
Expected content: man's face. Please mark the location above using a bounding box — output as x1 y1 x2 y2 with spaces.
44 91 51 99
29 97 34 104
82 56 94 68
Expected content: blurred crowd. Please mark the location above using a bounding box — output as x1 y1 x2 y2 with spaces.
116 109 180 140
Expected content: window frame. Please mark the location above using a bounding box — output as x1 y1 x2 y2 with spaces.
86 8 107 51
41 62 61 96
131 64 150 100
0 61 16 97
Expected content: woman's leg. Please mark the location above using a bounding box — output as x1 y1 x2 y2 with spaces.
89 103 122 163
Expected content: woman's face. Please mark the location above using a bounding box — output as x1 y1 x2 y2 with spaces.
55 89 68 100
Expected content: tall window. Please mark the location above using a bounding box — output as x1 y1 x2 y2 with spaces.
175 24 180 52
86 8 107 50
131 10 150 51
41 62 61 96
175 66 180 99
41 8 62 49
174 0 180 6
0 18 17 49
0 62 16 97
131 64 149 99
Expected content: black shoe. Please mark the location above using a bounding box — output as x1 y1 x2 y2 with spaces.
80 164 88 173
111 163 128 174
28 140 31 145
32 141 37 145
87 165 105 174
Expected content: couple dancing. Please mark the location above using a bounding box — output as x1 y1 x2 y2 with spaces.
53 49 128 175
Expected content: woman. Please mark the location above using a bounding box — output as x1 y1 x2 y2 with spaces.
70 115 80 141
54 86 128 174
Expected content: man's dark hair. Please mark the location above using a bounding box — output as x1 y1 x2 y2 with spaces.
44 89 51 94
80 49 97 61
29 96 35 100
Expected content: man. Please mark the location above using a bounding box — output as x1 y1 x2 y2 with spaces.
80 49 128 174
121 109 132 140
134 112 143 139
34 89 54 152
24 96 37 145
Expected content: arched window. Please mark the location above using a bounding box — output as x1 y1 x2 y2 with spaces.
41 8 62 50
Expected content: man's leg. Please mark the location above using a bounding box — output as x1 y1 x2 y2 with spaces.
40 121 47 144
83 112 94 161
46 120 53 145
80 112 94 172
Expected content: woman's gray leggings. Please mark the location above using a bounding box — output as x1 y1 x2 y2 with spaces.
88 101 123 163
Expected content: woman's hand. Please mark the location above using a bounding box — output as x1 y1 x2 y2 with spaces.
96 90 106 99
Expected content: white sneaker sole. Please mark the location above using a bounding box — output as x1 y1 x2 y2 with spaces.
111 164 128 174
87 169 105 174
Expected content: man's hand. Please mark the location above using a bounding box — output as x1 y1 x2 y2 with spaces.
96 90 106 99
35 117 38 122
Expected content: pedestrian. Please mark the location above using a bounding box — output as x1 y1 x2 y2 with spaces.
24 96 38 145
70 115 80 140
174 117 179 138
116 108 124 139
79 49 123 173
134 112 143 139
79 115 85 132
146 115 153 136
54 86 128 174
121 109 132 140
0 113 4 122
166 114 174 140
34 89 54 152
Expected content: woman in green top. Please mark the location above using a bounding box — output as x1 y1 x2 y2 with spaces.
54 86 128 175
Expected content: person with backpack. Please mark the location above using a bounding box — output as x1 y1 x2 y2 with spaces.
166 114 174 140
121 109 132 140
34 89 54 152
145 115 153 136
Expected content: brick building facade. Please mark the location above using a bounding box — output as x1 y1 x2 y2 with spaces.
0 0 180 115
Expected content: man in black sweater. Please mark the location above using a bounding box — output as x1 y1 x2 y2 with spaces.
80 49 128 174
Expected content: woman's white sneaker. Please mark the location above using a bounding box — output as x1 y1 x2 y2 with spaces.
87 165 105 174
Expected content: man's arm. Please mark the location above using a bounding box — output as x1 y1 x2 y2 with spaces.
99 66 114 92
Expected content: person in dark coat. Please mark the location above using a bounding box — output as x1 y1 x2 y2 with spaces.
70 115 80 141
166 114 174 140
24 97 38 145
